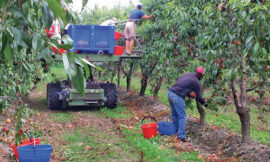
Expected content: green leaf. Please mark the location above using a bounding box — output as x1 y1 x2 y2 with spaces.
82 61 90 82
58 44 73 50
70 65 86 95
81 58 104 72
245 36 253 45
37 48 50 59
62 53 76 75
32 33 40 51
0 0 7 10
3 42 13 62
47 0 67 25
42 2 54 29
62 53 86 95
9 27 22 46
253 42 260 54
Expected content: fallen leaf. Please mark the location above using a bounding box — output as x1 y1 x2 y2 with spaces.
77 143 83 146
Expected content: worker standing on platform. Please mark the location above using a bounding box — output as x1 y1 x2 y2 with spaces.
124 2 152 55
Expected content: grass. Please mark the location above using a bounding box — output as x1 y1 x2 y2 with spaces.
49 112 75 123
101 104 204 162
101 104 132 119
122 123 203 162
61 126 140 161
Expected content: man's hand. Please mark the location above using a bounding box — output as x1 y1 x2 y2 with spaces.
189 92 196 98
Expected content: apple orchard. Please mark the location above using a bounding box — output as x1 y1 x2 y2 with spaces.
0 0 269 154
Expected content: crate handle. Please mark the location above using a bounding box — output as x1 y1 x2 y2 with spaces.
141 116 157 124
24 131 33 142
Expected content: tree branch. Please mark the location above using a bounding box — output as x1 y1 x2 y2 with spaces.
1 0 10 25
231 79 240 109
247 80 265 92
240 55 247 108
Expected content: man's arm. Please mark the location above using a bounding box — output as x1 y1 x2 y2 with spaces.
142 14 153 20
194 84 207 107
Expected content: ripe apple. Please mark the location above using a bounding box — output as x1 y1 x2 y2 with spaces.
265 66 268 72
198 155 203 159
85 146 91 150
6 118 11 124
236 40 240 45
215 59 219 65
2 126 8 132
232 40 235 44
221 5 226 12
220 59 224 64
220 64 224 69
18 129 23 135
212 125 218 130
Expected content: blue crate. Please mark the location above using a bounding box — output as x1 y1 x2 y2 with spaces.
158 121 177 136
68 25 115 54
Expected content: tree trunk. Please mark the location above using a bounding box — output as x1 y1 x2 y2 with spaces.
110 70 115 83
139 76 148 96
196 85 205 126
153 76 164 101
121 62 134 92
126 62 134 92
117 60 121 88
196 101 205 126
239 55 250 143
126 76 131 92
238 109 251 143
230 54 250 143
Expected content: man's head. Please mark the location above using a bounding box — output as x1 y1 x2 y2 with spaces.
195 67 204 80
136 2 143 9
112 17 118 25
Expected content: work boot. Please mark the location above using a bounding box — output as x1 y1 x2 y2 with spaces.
178 137 191 142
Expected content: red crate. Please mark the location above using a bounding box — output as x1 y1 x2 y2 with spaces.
114 32 122 40
114 46 124 55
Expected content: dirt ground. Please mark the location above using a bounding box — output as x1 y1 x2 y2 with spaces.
1 87 270 162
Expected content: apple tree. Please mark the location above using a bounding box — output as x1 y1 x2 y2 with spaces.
198 0 270 143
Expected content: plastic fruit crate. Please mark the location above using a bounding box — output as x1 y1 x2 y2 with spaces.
67 25 115 54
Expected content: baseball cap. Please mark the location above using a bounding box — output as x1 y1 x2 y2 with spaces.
196 67 204 74
137 2 143 8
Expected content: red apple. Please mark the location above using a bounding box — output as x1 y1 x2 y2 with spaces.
2 126 8 132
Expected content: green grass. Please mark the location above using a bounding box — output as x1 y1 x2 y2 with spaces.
101 103 203 161
49 112 75 123
101 104 132 119
61 126 140 161
122 123 204 162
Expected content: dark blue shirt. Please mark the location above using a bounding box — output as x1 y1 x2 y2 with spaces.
129 9 145 23
169 73 206 105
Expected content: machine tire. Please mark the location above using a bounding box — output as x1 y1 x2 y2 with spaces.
100 83 118 108
47 83 63 110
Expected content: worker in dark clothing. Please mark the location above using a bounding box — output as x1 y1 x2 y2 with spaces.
124 3 152 55
168 67 208 142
